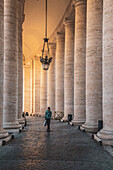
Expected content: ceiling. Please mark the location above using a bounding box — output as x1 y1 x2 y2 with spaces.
23 0 70 59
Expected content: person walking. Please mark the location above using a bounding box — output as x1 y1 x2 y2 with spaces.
45 107 52 132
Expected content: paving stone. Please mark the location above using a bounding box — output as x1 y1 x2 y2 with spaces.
0 117 113 170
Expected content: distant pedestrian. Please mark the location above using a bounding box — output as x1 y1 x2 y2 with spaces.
45 107 52 132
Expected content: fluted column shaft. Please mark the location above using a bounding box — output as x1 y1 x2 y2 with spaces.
72 0 86 125
47 43 56 113
63 19 74 121
40 68 47 117
4 0 21 132
32 59 35 114
0 0 9 141
33 56 41 115
30 60 33 114
82 0 103 132
95 0 113 145
55 33 65 113
18 0 25 124
24 65 31 114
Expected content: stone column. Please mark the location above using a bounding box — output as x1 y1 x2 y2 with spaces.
18 0 25 125
33 56 41 116
30 60 33 115
94 0 113 146
81 0 103 132
40 67 47 117
72 0 86 126
47 43 56 113
62 18 74 122
0 0 11 145
24 65 31 115
4 0 21 133
32 59 35 115
55 32 65 116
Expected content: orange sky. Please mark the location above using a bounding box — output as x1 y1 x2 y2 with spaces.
23 0 70 59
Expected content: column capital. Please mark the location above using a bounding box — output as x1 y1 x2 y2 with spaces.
33 55 40 60
72 0 86 8
64 17 74 28
24 64 31 69
56 32 65 41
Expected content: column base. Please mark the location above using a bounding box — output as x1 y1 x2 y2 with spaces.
29 113 33 116
61 117 68 123
3 122 21 134
81 123 98 133
0 130 12 146
30 113 34 116
94 129 113 146
34 113 40 117
32 113 36 117
18 118 25 127
0 135 12 146
39 112 45 117
71 120 85 126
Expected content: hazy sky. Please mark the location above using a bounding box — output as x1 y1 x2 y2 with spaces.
23 0 70 59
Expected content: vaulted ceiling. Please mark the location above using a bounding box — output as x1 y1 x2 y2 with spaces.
23 0 70 59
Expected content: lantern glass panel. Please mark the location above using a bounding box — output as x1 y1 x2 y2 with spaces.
42 63 49 70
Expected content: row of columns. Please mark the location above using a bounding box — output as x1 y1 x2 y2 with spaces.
0 0 25 145
24 0 113 145
24 45 56 117
24 56 41 116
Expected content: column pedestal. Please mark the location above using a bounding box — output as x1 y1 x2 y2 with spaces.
0 130 12 146
81 123 98 133
18 118 25 128
3 123 21 133
94 130 113 146
71 121 85 126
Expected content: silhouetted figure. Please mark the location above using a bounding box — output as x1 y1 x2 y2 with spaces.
45 107 52 132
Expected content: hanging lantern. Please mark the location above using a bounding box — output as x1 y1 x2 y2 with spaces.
40 0 52 70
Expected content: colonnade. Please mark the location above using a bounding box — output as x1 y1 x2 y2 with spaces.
24 0 113 146
0 0 25 145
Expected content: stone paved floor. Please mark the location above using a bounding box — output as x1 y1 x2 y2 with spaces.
0 117 113 170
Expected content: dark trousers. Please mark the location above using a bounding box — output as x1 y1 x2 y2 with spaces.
46 119 50 130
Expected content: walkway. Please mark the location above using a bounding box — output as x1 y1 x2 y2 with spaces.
0 117 113 170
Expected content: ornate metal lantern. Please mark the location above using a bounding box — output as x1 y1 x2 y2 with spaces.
40 0 52 70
